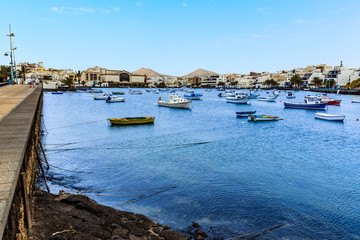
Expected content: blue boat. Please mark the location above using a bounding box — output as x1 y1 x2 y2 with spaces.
184 93 202 100
51 92 63 94
284 97 327 110
236 110 256 117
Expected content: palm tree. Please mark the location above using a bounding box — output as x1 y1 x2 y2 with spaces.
62 77 74 90
312 77 323 88
217 82 225 87
290 74 303 87
0 65 10 82
263 79 272 88
19 65 30 84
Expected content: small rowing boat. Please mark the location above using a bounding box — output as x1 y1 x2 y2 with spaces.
106 96 125 103
108 117 155 125
315 113 345 121
351 97 360 103
236 110 256 117
248 114 280 122
112 91 125 95
258 95 277 102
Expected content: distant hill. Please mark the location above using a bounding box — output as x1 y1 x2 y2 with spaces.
182 69 218 78
133 68 162 77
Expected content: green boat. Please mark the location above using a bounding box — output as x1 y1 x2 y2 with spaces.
112 91 125 95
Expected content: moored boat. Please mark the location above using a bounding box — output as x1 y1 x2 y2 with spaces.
94 94 111 100
158 95 191 109
351 97 360 103
184 93 202 100
286 91 296 98
317 94 341 106
51 91 63 94
108 116 155 125
130 90 142 95
284 97 327 110
112 91 125 95
248 114 280 122
258 95 277 102
236 110 256 117
106 96 125 103
226 93 250 104
315 113 345 121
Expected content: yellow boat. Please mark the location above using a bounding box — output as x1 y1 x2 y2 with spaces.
108 117 155 125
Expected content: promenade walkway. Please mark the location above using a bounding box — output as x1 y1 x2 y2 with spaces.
0 85 41 239
0 85 34 119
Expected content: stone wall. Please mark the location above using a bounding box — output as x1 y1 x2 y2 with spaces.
2 87 43 240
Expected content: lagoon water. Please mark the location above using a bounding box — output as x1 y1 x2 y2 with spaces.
42 89 360 239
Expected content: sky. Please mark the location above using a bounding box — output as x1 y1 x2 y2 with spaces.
0 0 359 76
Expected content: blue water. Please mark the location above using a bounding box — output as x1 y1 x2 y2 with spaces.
42 89 360 239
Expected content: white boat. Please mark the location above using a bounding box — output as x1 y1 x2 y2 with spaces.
258 95 277 102
286 91 296 98
93 94 111 100
226 93 250 104
106 96 125 103
158 95 191 109
130 90 142 95
351 97 360 103
315 113 345 121
225 90 236 97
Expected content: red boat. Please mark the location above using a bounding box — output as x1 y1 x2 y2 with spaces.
318 94 341 106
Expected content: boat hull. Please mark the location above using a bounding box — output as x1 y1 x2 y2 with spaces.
321 100 341 106
284 102 327 110
158 101 191 109
236 111 256 117
106 97 125 103
226 99 250 104
315 113 345 121
258 98 276 102
184 96 201 100
108 117 155 125
248 114 279 122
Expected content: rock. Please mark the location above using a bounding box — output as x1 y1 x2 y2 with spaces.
195 230 208 240
191 222 201 228
159 230 188 240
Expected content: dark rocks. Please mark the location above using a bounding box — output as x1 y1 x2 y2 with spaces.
29 190 188 240
183 222 209 240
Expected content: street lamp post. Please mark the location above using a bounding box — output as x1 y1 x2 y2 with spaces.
12 47 18 84
6 24 15 84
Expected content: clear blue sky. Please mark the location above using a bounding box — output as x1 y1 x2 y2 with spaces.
1 0 359 76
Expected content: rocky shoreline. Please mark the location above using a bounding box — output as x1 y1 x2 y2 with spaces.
29 190 209 240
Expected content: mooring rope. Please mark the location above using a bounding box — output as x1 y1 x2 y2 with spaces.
76 186 177 193
45 141 211 152
46 119 106 131
48 163 94 174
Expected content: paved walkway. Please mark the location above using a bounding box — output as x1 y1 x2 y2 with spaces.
0 86 41 239
0 85 34 119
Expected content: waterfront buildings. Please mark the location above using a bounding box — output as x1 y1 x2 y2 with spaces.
9 61 360 90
